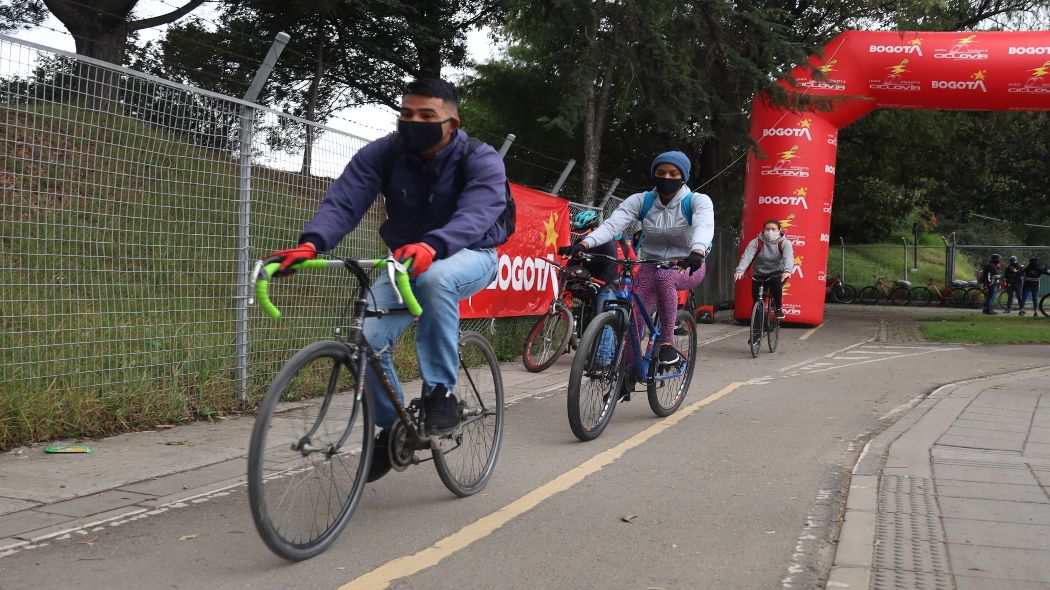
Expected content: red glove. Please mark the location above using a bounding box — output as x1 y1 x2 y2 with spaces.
269 243 316 276
393 242 436 277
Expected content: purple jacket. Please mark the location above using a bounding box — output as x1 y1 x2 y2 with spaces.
299 130 508 258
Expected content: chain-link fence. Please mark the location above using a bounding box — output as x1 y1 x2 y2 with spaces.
0 34 531 447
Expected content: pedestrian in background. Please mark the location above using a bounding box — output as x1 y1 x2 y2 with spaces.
980 253 1002 315
1002 255 1023 313
1018 257 1050 316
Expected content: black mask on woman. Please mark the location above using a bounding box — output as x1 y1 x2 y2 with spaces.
654 177 685 196
397 118 452 153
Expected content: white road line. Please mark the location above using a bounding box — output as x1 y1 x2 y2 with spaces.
701 328 749 345
778 338 873 373
804 347 957 375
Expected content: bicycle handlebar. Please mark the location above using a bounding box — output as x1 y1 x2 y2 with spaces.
569 251 683 269
250 257 422 319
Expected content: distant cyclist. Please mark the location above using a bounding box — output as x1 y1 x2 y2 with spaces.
566 210 619 319
560 151 713 369
734 219 794 321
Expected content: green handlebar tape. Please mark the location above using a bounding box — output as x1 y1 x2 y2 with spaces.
299 259 329 269
395 270 423 316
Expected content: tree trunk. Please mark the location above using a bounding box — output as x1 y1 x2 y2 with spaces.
409 0 443 78
301 32 327 176
580 53 618 206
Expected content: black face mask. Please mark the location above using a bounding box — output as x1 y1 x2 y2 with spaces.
654 177 685 196
397 118 452 153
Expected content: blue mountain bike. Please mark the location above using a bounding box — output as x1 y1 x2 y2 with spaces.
565 253 698 441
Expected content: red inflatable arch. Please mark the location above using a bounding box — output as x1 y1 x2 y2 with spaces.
735 30 1050 325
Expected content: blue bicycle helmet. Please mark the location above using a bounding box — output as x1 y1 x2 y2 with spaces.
571 210 600 232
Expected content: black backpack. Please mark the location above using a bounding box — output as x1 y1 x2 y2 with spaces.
382 135 516 240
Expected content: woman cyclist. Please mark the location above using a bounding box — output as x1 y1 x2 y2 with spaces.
734 219 794 322
560 151 713 368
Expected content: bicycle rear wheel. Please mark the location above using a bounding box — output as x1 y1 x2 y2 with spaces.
749 301 763 358
911 286 933 307
522 302 573 373
647 310 696 417
567 310 623 441
766 307 779 353
432 331 504 497
1039 293 1049 317
858 286 880 305
996 290 1010 311
248 341 372 561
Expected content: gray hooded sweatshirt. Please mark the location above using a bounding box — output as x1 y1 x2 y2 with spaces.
735 232 794 276
582 186 714 260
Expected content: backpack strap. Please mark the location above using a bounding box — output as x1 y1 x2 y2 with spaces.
638 191 694 225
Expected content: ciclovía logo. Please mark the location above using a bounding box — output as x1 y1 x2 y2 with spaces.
784 231 806 247
797 60 847 91
1008 60 1050 94
934 34 988 60
762 118 812 141
791 255 805 279
826 134 837 146
779 213 797 230
760 145 810 178
869 38 923 57
758 187 810 210
931 70 988 92
869 58 921 91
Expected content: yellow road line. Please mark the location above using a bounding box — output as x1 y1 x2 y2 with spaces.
798 319 830 341
339 381 747 590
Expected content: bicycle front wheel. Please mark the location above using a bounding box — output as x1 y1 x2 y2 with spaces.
648 309 696 417
522 302 573 373
567 310 623 441
966 288 986 309
432 331 504 497
840 284 858 304
1039 293 1049 317
766 307 780 353
888 286 911 306
248 340 373 561
996 290 1010 311
948 287 970 308
749 301 763 358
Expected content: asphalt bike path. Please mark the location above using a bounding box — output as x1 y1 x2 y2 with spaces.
0 306 1046 589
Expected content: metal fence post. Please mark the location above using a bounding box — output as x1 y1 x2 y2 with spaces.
839 237 846 282
497 133 516 159
902 236 908 282
236 32 290 408
597 178 620 210
551 159 576 196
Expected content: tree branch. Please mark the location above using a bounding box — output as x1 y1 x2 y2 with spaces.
129 0 208 31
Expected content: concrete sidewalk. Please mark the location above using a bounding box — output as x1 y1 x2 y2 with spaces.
828 366 1050 590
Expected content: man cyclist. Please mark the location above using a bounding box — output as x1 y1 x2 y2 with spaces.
734 219 794 324
267 78 510 481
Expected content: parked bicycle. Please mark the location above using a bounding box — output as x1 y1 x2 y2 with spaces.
967 277 1005 310
564 252 698 441
740 275 780 358
909 278 970 307
858 275 912 306
522 258 607 372
247 256 504 560
824 275 857 304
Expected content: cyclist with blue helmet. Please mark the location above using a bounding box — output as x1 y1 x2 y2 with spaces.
568 209 619 307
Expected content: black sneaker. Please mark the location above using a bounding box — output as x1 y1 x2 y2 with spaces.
424 385 460 435
1020 310 1026 316
658 344 680 366
775 309 785 320
983 309 998 315
367 429 391 483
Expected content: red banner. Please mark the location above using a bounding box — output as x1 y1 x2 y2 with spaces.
737 30 1050 325
460 183 570 318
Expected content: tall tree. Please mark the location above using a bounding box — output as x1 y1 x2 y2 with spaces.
1 0 211 107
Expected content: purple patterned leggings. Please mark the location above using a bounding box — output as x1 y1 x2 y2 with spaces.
632 262 706 345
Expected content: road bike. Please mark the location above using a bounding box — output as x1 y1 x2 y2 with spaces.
246 256 504 560
909 278 970 307
858 275 912 306
824 275 857 304
740 275 780 358
522 258 606 372
564 253 698 441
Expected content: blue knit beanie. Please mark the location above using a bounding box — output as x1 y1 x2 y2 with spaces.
651 151 691 180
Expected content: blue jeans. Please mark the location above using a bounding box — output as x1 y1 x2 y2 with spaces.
364 248 497 429
1019 283 1039 311
593 286 617 364
983 281 999 312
